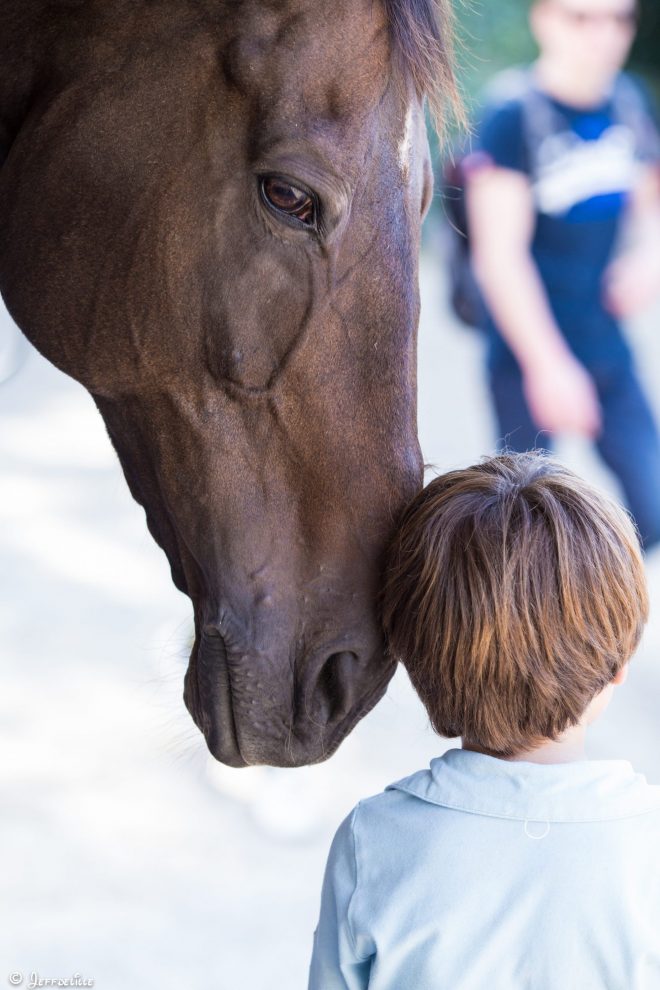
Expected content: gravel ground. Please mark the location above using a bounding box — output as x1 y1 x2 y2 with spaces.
1 249 659 989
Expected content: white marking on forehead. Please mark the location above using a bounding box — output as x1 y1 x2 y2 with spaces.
398 103 414 181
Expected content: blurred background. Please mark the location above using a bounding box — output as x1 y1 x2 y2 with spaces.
451 0 659 102
1 2 660 988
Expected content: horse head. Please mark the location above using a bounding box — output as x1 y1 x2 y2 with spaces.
0 0 455 766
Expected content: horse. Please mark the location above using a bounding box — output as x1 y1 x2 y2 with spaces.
0 0 456 768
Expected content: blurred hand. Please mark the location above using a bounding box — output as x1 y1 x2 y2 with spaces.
603 249 660 319
523 354 602 438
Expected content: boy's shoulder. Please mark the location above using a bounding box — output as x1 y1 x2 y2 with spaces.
349 759 453 842
336 765 441 847
353 765 435 817
338 765 445 866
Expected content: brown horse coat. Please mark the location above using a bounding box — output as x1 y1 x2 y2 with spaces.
0 0 455 766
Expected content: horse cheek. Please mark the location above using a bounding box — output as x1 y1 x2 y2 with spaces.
203 242 312 391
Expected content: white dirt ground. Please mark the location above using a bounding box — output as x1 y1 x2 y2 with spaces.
1 250 659 989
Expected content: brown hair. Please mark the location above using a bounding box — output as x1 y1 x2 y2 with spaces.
385 0 466 136
381 452 649 757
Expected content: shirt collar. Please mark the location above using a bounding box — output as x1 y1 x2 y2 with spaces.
386 747 660 823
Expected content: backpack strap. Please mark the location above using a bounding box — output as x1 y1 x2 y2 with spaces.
479 67 565 179
610 73 660 164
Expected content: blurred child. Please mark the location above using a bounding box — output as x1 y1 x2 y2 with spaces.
465 0 660 550
308 452 660 989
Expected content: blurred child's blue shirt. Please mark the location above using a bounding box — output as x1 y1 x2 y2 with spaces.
308 748 660 989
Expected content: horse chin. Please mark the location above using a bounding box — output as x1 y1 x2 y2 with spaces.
184 629 248 768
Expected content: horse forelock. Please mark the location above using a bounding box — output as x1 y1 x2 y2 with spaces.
383 0 464 138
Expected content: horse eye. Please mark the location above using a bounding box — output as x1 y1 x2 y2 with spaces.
260 176 316 227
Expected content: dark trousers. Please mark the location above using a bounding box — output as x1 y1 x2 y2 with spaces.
488 361 660 551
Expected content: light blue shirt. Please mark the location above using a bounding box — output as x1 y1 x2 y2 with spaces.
308 748 660 989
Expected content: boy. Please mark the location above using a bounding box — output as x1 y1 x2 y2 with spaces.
307 452 660 989
465 0 660 550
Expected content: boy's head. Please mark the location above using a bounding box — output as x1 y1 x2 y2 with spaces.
382 452 648 758
530 0 638 86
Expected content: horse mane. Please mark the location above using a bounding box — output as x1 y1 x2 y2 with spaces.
384 0 464 137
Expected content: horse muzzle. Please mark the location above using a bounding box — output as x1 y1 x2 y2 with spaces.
183 616 395 768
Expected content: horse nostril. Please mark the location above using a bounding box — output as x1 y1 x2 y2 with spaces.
316 651 360 724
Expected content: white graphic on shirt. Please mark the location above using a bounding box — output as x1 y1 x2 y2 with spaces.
533 124 641 216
